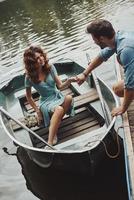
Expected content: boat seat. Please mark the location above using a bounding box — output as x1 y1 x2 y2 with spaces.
11 89 99 131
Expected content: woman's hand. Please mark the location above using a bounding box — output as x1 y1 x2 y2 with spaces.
68 76 78 83
36 109 43 125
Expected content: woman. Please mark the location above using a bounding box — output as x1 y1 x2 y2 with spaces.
24 46 76 146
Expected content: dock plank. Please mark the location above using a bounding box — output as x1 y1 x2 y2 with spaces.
116 61 134 199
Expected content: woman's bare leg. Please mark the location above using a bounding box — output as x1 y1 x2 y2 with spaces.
112 80 124 97
61 95 73 114
48 106 64 145
48 95 73 145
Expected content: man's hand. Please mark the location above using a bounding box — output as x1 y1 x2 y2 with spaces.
112 89 134 117
111 106 125 117
76 73 87 85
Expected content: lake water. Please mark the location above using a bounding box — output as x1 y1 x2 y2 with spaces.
0 0 134 199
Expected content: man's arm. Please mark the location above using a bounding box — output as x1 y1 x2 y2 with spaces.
77 56 104 85
111 46 134 116
83 56 104 75
77 45 115 85
112 88 134 116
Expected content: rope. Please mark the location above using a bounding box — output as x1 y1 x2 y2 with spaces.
100 126 121 159
85 128 120 159
85 125 134 159
2 147 17 156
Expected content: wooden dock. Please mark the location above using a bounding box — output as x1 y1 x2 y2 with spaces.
122 101 134 200
127 101 134 148
116 61 134 200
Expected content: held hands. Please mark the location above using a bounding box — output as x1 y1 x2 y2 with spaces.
76 73 87 85
68 73 87 86
67 76 78 84
67 69 88 86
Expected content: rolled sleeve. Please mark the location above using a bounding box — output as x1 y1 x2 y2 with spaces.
124 64 134 89
120 47 134 89
99 47 115 61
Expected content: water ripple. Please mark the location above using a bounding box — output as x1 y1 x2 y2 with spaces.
0 0 134 73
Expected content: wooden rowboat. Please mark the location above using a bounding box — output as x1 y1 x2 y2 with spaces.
0 58 119 173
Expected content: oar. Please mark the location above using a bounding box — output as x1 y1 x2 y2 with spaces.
0 106 56 150
86 53 109 127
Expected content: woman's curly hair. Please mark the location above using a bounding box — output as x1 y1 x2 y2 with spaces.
24 46 50 83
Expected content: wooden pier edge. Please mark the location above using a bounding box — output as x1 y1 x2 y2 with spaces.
115 59 134 199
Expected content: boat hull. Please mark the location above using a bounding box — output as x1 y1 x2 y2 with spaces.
0 59 119 173
26 129 117 173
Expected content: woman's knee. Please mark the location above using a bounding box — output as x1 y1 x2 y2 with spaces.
65 95 72 103
54 105 64 115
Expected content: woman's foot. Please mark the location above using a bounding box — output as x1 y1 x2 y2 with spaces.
53 135 58 145
44 145 52 150
47 135 58 146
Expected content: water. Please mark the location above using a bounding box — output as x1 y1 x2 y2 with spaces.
0 0 134 199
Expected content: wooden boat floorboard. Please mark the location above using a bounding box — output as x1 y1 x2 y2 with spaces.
30 107 88 132
35 112 100 148
34 110 97 141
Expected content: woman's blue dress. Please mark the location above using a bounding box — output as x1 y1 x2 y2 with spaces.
25 64 74 127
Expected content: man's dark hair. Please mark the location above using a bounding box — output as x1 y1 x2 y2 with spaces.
86 19 115 39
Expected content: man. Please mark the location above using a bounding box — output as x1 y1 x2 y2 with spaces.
77 19 134 116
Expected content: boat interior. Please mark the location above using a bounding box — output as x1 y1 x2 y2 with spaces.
0 61 116 151
11 80 105 149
